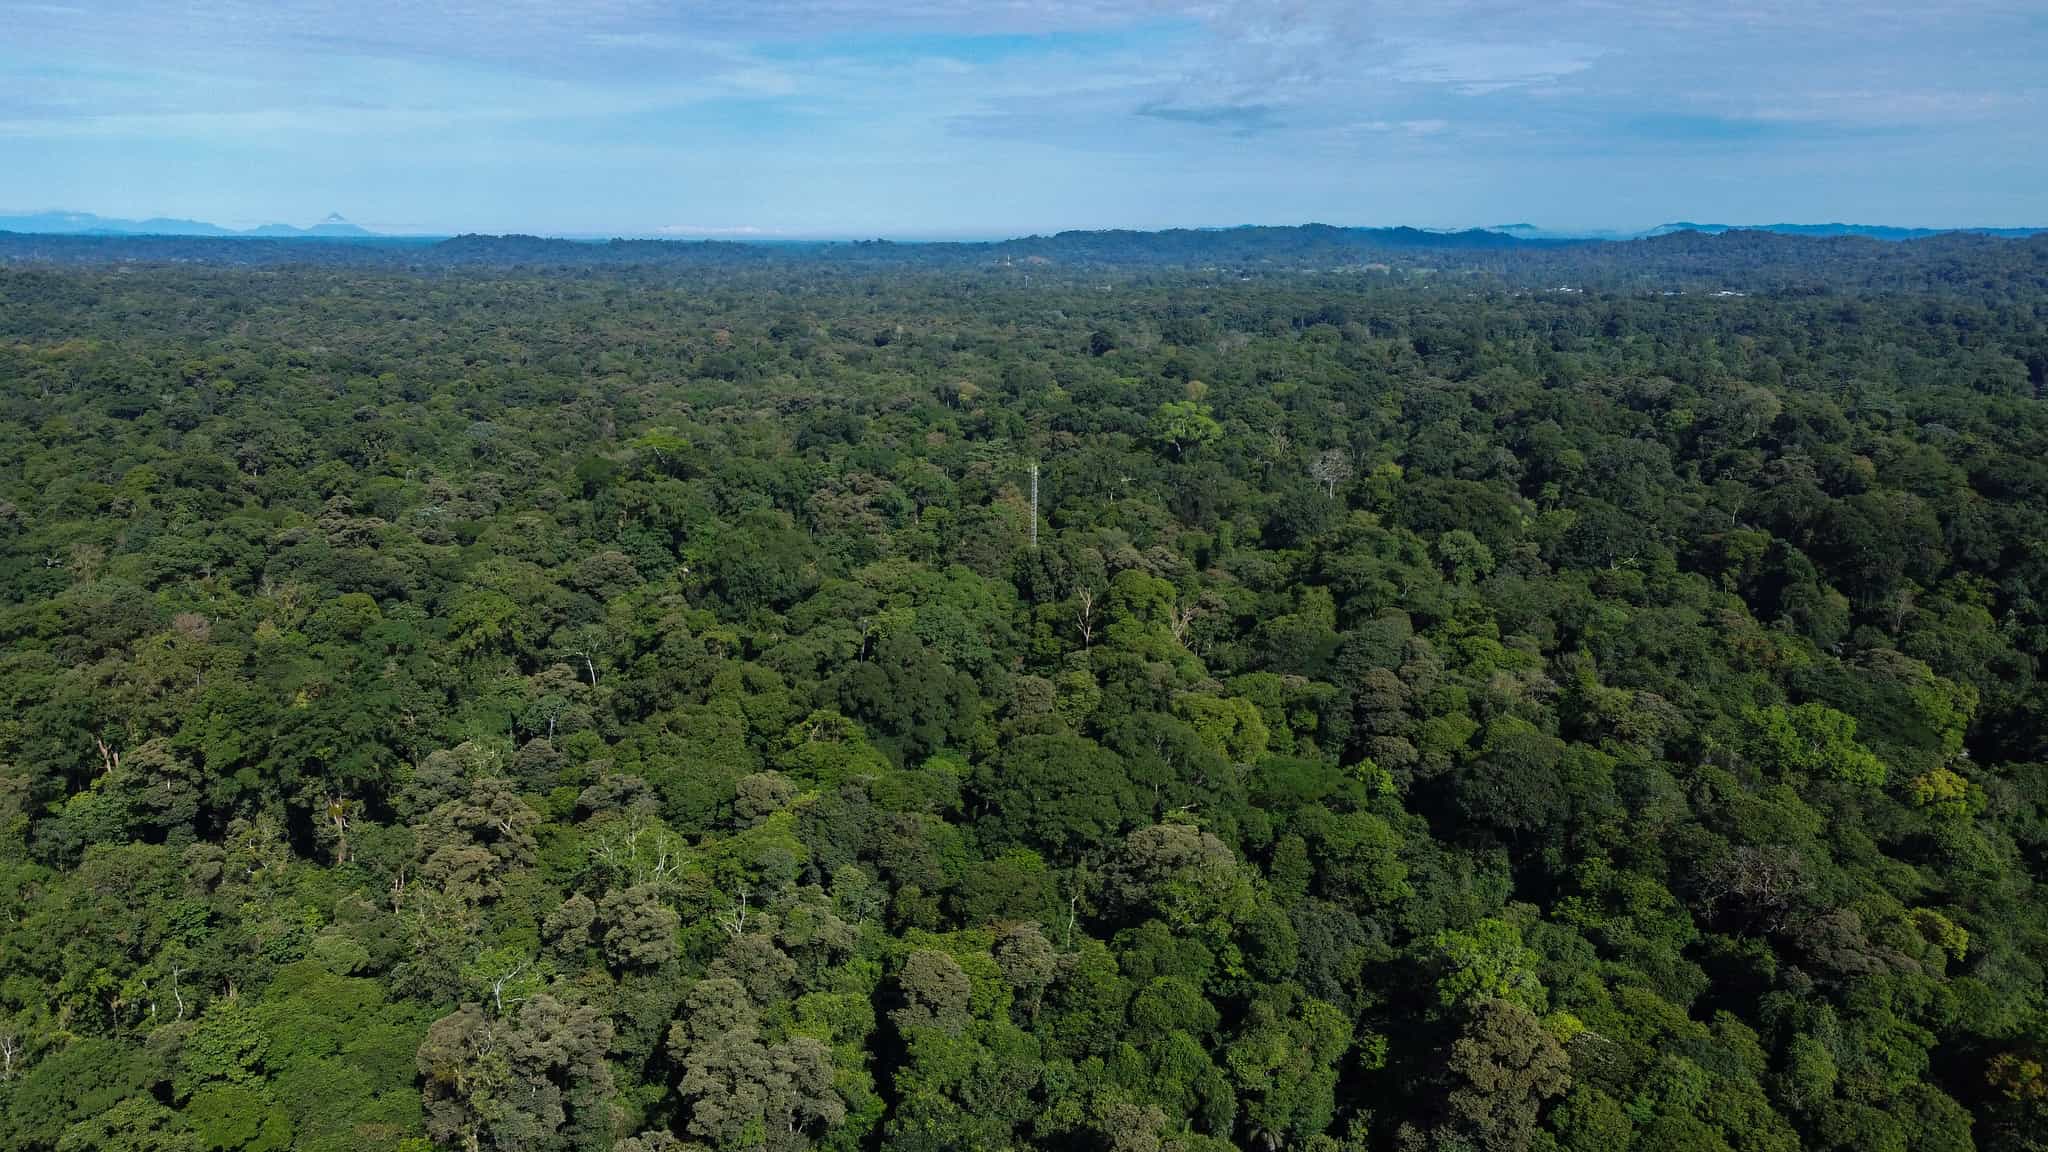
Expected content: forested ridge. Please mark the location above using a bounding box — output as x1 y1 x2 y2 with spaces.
2 246 2047 1152
6 225 2048 296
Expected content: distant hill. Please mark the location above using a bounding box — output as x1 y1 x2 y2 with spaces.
1491 223 1639 241
980 223 1555 264
1639 221 2047 241
0 210 238 237
5 221 2046 300
0 210 379 238
247 213 374 238
1489 221 2048 241
7 210 2042 246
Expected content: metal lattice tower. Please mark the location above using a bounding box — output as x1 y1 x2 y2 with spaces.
1029 463 1039 550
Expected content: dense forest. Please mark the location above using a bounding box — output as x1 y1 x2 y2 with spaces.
6 225 2048 297
2 233 2047 1152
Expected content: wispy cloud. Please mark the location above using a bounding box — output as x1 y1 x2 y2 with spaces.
1135 101 1278 136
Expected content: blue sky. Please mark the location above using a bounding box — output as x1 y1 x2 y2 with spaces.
2 1 2043 236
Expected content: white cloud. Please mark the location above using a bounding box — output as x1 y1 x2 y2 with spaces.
2 0 2042 231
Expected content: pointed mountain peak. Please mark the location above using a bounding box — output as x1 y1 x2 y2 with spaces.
303 213 374 237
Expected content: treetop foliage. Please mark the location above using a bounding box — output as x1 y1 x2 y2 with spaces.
2 235 2047 1151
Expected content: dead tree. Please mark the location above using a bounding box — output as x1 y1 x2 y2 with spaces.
1312 448 1354 498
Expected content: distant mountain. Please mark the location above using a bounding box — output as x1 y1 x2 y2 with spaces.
1639 221 2047 241
1487 221 2048 241
7 210 2041 246
975 224 1559 267
309 212 373 237
1490 223 1639 241
0 210 238 236
0 209 378 238
7 223 2046 299
248 213 374 238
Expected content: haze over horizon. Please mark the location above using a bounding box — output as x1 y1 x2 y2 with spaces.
7 209 2048 246
4 2 2044 237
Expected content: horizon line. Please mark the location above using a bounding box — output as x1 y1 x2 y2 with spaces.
7 216 2048 246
